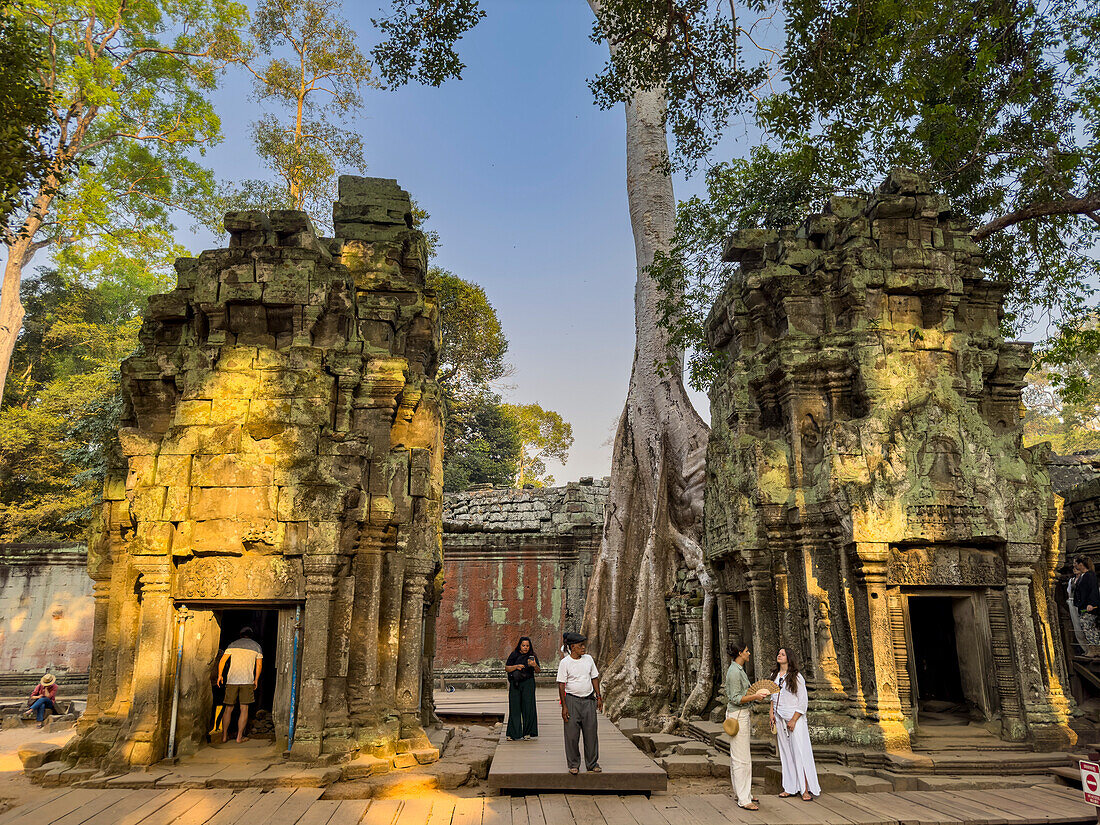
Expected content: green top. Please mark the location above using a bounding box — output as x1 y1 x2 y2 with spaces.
725 661 751 712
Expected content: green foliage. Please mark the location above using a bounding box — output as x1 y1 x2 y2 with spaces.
428 266 518 491
6 0 246 249
0 246 177 540
429 266 509 391
1024 313 1100 452
229 0 379 226
371 0 485 87
442 389 521 492
0 9 53 232
502 402 574 488
654 0 1100 392
588 0 771 170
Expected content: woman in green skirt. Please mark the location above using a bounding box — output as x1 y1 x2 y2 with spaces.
505 636 541 740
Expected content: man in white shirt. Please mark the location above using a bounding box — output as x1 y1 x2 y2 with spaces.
216 627 264 744
556 631 602 774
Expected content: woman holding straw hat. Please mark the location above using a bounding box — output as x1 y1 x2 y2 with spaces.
26 673 58 728
725 640 771 810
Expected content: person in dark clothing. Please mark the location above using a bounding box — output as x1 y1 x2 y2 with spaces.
505 636 541 740
1073 556 1100 648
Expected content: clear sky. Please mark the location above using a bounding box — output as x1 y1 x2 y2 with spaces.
188 1 717 482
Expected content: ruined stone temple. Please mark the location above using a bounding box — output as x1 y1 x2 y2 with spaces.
704 171 1076 751
437 479 608 680
67 177 444 771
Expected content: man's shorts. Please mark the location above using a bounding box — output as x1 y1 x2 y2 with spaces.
224 684 255 705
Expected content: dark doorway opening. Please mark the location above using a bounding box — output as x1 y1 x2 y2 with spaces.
908 596 966 717
216 608 279 739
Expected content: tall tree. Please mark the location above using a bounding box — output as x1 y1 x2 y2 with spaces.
0 10 53 231
371 0 773 723
1 244 176 540
0 0 245 400
503 403 574 487
231 0 379 224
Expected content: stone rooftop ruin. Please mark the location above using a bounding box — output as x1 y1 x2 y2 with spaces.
704 170 1075 751
437 479 608 679
68 177 444 772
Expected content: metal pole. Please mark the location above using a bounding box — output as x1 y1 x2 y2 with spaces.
167 607 190 758
286 604 302 753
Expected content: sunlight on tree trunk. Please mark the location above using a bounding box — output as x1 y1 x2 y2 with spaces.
579 73 712 725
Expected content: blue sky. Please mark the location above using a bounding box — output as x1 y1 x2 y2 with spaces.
189 1 720 481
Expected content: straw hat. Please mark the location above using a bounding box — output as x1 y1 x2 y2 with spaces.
39 673 55 686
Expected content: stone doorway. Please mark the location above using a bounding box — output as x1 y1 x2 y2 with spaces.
176 602 302 752
905 592 997 729
215 608 280 739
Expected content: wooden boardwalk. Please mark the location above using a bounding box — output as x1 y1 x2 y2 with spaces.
487 698 667 793
0 784 1093 825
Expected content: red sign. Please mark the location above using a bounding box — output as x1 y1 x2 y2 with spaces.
1081 760 1100 806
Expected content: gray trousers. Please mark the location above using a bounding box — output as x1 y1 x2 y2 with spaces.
564 693 599 770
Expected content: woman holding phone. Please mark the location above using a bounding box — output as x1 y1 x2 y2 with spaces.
505 636 541 740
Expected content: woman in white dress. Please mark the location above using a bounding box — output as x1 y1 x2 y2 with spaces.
769 648 821 801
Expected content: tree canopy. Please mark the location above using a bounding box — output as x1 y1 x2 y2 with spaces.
503 402 575 488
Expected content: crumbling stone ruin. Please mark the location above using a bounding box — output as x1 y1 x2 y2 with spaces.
438 479 607 679
68 177 443 772
704 170 1075 751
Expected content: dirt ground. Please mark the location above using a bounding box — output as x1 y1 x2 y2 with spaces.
0 724 77 815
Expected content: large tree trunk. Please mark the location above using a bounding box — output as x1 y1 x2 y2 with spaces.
579 80 712 725
0 237 35 400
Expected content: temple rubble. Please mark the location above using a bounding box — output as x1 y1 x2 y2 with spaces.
65 177 444 772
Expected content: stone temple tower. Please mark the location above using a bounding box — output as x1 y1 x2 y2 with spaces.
704 171 1075 751
68 177 444 772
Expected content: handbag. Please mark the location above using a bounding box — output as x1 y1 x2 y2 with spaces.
723 715 740 737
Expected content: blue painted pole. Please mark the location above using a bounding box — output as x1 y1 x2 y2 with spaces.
286 604 302 753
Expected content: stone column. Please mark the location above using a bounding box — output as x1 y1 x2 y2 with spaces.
109 564 172 768
851 544 910 749
1005 562 1076 749
293 553 338 759
378 550 406 714
396 566 432 745
79 577 113 730
347 536 385 721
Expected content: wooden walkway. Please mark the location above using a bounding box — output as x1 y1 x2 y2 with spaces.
486 698 667 793
0 784 1093 825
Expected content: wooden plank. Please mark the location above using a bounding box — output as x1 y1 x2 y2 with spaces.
593 796 641 825
451 798 484 825
698 793 770 825
326 800 369 825
294 801 340 825
519 796 539 825
360 799 403 825
424 798 455 825
45 791 124 825
830 793 913 825
674 796 745 825
945 790 1046 825
203 790 264 825
135 789 212 825
537 795 574 825
812 794 890 825
565 795 605 825
171 790 234 825
619 796 673 825
894 793 996 825
919 792 1023 825
982 788 1071 822
266 788 325 825
396 798 434 825
0 790 71 825
219 790 294 825
482 798 509 825
80 791 164 825
1023 784 1098 818
6 791 106 825
109 790 188 825
762 795 827 825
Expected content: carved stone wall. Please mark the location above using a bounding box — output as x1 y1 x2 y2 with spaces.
68 177 443 771
437 479 607 678
704 170 1075 751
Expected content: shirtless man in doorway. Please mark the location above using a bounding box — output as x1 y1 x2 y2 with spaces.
216 627 263 743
